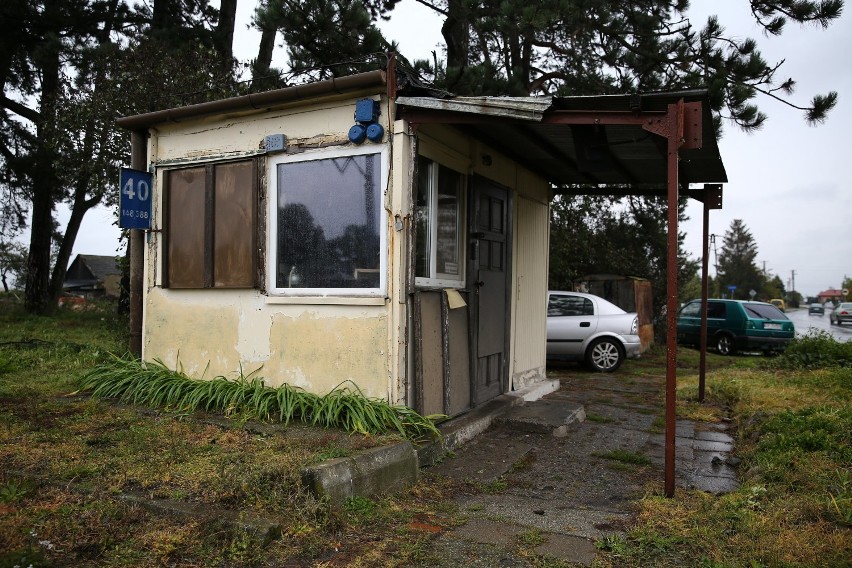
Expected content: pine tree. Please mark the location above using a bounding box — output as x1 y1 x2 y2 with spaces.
716 219 764 300
410 0 841 127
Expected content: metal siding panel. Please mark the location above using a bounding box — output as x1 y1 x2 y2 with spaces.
447 299 471 416
418 292 445 416
513 197 549 373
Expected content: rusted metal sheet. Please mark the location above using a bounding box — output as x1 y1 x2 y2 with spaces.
446 295 471 416
413 291 444 416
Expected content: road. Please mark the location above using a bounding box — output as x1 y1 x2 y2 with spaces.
786 308 852 342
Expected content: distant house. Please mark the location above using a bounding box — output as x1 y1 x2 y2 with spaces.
63 254 123 298
818 289 844 304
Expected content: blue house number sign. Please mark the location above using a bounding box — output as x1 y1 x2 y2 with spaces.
119 167 153 229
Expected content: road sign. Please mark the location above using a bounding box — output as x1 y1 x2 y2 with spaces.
727 285 737 292
119 168 152 230
843 288 849 296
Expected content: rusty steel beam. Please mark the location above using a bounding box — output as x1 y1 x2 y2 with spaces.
663 101 683 498
699 184 722 402
129 131 146 358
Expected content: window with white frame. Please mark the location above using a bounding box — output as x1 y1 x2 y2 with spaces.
415 156 466 287
269 147 387 296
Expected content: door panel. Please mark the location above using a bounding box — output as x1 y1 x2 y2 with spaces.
470 177 510 405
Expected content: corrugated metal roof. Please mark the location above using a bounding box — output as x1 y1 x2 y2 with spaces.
396 90 727 193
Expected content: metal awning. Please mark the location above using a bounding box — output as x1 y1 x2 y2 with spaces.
397 86 728 498
396 90 727 195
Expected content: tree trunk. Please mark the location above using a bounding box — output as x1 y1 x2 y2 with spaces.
215 0 238 76
254 26 276 77
441 0 469 93
24 0 61 315
48 190 97 304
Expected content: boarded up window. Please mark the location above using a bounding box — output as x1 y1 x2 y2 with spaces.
164 160 257 289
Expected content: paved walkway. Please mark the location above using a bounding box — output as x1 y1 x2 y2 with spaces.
415 366 739 567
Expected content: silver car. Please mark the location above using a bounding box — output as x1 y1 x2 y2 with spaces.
546 291 641 372
829 302 852 325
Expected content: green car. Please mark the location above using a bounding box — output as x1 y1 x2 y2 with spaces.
676 299 795 355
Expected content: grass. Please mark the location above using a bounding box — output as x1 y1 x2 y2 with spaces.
2 297 850 566
594 337 852 568
0 297 461 567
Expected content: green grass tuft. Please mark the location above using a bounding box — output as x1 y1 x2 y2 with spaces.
77 355 444 442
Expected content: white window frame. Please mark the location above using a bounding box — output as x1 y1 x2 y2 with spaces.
267 145 388 297
414 158 467 289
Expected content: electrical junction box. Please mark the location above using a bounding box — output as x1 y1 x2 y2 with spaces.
265 134 287 153
355 99 379 123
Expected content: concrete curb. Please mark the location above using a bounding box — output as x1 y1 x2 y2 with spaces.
300 379 563 504
301 441 420 503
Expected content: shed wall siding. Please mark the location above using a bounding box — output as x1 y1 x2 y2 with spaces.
142 94 394 399
144 289 389 397
511 195 549 387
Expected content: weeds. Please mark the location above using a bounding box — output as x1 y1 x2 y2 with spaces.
771 330 852 369
0 479 34 503
595 449 651 466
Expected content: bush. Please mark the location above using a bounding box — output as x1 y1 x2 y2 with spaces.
773 331 852 369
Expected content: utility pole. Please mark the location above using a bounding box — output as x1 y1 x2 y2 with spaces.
791 269 796 295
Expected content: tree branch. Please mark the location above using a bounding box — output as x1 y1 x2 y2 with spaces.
1 96 41 123
412 0 447 16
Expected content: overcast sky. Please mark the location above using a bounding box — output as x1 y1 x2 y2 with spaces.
65 1 850 297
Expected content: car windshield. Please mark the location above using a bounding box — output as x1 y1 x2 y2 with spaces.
744 303 787 320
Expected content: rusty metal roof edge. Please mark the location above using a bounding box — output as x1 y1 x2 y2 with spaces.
116 70 387 131
552 88 711 110
395 95 552 122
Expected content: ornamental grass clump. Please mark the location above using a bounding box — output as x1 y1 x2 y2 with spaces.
77 355 443 442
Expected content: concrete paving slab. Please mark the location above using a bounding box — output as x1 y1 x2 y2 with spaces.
692 439 734 452
534 533 598 566
497 399 586 435
457 493 633 541
451 517 523 546
694 430 735 444
427 431 535 484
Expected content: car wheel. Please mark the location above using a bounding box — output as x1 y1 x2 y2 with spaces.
716 334 736 356
585 338 624 372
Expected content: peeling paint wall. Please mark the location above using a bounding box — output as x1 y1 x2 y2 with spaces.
140 93 551 406
142 93 394 399
144 289 389 396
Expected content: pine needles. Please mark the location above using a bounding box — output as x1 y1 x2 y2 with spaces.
77 355 443 443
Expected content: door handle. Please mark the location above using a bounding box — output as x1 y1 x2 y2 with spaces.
475 280 485 288
579 322 591 327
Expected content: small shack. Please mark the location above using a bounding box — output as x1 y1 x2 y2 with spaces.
117 63 726 420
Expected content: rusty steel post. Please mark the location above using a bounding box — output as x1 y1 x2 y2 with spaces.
664 101 684 498
129 131 146 358
699 198 709 402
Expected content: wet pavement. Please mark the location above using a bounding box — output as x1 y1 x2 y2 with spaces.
414 366 739 567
